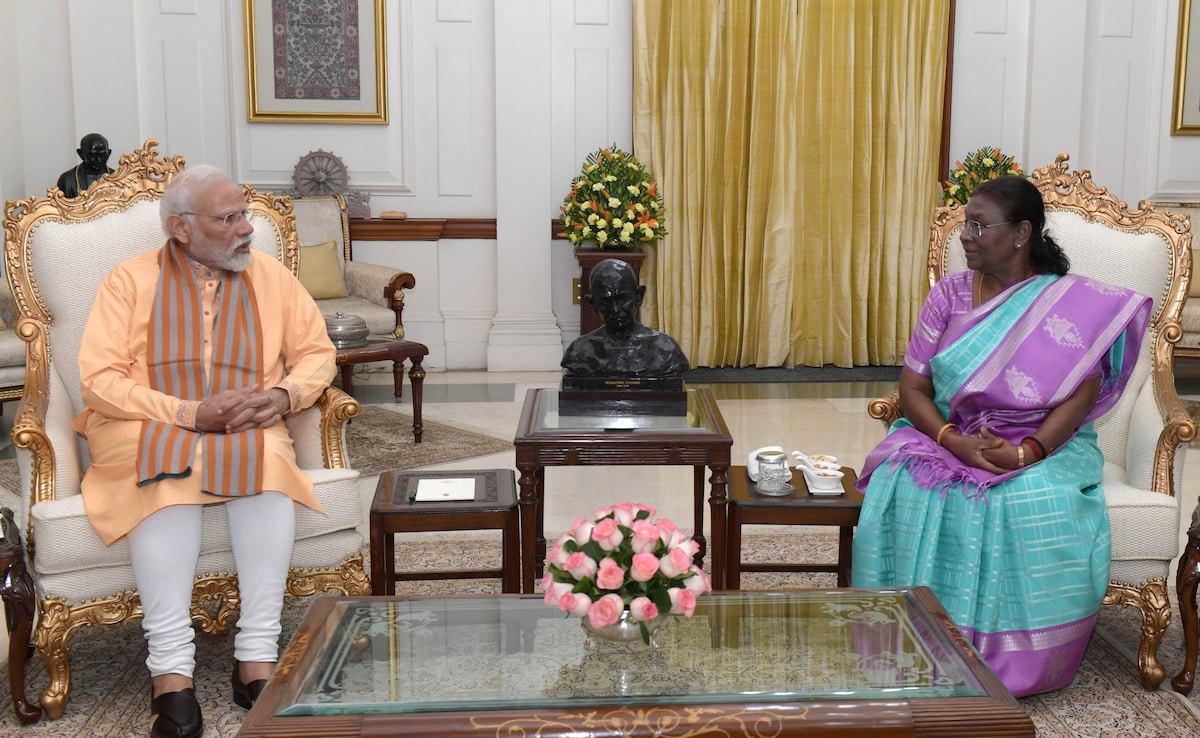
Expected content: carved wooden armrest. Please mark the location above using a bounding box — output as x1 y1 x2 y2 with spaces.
868 390 902 428
343 261 417 339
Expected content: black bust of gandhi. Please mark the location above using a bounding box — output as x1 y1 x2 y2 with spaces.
55 133 114 198
561 258 690 379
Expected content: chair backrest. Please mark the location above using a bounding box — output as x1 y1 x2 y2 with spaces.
928 154 1191 478
1 139 300 503
291 194 352 267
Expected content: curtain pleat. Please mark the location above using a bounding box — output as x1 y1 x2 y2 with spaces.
633 0 948 368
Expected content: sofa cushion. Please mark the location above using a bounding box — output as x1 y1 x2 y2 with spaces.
1192 250 1200 297
298 240 349 299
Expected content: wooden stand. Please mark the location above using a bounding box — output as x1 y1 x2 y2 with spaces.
575 246 647 334
0 507 40 724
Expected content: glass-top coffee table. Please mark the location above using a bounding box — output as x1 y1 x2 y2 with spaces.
235 589 1033 737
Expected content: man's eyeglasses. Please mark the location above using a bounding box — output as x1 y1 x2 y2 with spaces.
964 220 1013 238
181 210 252 227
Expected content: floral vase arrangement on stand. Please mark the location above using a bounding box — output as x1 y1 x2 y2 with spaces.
542 502 711 647
560 144 668 251
941 146 1024 205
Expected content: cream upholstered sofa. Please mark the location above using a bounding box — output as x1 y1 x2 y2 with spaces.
0 140 370 719
1140 201 1200 360
0 288 24 403
291 194 415 338
870 154 1194 690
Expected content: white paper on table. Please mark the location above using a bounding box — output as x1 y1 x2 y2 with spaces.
413 477 476 502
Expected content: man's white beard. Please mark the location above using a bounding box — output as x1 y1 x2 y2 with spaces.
224 250 252 272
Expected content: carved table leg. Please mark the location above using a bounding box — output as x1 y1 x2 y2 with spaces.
0 507 41 723
407 356 425 443
1173 504 1200 694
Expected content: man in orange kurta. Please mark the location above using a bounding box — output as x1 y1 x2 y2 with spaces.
74 165 335 738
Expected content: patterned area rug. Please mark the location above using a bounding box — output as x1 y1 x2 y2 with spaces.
0 405 514 492
2 530 1199 736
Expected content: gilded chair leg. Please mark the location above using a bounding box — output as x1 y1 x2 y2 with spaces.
32 603 74 720
1173 529 1200 694
1105 579 1169 690
1136 580 1170 690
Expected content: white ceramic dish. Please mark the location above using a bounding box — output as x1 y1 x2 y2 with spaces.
747 445 786 482
800 465 845 494
792 450 838 467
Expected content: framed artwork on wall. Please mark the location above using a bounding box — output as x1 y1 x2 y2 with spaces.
1175 0 1200 134
243 0 388 124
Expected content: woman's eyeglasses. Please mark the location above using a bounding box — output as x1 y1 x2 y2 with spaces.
964 220 1013 238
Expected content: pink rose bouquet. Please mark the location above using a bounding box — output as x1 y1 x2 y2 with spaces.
542 503 711 643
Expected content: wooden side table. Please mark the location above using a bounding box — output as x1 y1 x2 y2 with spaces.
725 465 862 589
369 469 520 594
1173 503 1200 693
335 336 428 442
0 507 40 724
513 388 732 593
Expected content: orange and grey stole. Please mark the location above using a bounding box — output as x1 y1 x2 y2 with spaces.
136 241 266 496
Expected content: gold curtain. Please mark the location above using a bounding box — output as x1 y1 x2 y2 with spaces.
633 0 948 367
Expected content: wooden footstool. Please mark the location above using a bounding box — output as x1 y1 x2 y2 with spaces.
369 469 520 594
725 464 862 588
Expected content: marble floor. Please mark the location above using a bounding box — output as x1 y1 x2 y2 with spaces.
349 367 1200 585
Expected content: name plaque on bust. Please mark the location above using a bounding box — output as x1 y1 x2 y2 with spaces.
559 377 688 417
561 376 684 392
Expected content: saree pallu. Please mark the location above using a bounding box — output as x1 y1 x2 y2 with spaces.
852 272 1152 698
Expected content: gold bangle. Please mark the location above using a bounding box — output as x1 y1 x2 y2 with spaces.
935 422 958 447
1017 445 1025 468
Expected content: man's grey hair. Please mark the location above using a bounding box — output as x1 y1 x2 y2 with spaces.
159 165 236 236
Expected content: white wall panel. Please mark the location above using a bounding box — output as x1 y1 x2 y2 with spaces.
1150 0 1200 199
1088 59 1134 194
68 0 140 153
233 0 415 201
573 48 614 161
948 0 1030 170
436 46 475 196
1026 1 1086 169
0 1 26 202
437 0 472 23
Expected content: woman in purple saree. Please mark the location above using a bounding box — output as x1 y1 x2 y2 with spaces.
851 176 1152 698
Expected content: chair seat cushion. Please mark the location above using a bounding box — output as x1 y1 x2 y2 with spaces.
317 297 395 337
31 467 362 605
1103 464 1179 564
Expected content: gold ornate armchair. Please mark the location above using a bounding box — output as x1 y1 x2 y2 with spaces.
869 154 1195 690
0 140 370 719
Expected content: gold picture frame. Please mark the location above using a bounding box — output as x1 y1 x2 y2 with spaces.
244 0 387 124
1175 0 1200 134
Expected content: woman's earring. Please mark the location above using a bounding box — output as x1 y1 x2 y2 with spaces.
1015 242 1023 249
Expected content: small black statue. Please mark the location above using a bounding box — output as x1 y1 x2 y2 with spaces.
561 258 690 379
55 133 114 198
